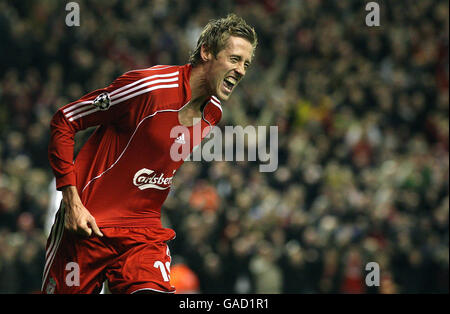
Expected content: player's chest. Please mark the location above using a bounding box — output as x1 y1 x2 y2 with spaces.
128 110 210 160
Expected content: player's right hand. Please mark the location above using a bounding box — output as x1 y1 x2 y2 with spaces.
61 185 103 238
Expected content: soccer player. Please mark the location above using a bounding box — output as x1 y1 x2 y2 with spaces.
41 13 257 294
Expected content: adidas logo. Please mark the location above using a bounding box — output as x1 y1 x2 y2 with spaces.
175 134 186 144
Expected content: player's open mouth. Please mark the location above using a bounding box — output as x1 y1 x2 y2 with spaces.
223 76 237 94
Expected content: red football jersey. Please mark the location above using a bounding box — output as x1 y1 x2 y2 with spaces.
48 64 222 227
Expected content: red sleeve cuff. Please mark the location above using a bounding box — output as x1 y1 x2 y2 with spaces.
55 172 76 190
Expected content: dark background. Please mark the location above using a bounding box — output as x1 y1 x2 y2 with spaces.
0 0 448 293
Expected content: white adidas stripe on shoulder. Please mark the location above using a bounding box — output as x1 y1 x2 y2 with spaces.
65 104 95 118
62 100 93 113
125 65 176 73
63 71 179 115
63 70 180 122
109 71 179 97
68 83 179 122
110 76 178 100
110 83 179 107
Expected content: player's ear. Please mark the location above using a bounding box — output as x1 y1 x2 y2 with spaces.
200 44 212 62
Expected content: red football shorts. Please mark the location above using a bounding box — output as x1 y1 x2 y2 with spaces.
41 207 176 294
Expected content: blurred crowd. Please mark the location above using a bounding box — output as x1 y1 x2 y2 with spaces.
0 0 448 294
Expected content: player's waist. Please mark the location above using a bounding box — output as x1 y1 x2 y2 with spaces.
93 209 163 228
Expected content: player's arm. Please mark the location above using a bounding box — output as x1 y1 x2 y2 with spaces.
61 185 103 237
49 70 144 237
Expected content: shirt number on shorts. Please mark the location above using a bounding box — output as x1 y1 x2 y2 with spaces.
153 261 171 282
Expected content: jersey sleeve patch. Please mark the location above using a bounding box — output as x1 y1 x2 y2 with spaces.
92 92 112 111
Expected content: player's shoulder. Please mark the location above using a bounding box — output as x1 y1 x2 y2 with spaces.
117 64 184 96
124 64 182 80
112 64 189 111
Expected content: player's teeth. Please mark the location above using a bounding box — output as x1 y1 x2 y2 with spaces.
224 80 231 88
224 78 235 88
226 77 236 85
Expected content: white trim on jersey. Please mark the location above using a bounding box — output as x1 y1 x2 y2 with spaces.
209 97 223 112
71 94 220 193
62 70 180 122
67 83 180 122
202 107 215 136
123 65 176 74
42 206 65 292
110 83 179 107
130 287 176 294
65 104 96 118
109 71 179 97
62 100 94 113
80 100 192 193
110 77 178 100
211 95 220 104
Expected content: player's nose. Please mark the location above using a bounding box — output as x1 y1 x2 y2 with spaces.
234 64 245 79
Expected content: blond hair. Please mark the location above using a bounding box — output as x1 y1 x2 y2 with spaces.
189 13 258 67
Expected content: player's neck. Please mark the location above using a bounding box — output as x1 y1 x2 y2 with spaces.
189 64 211 112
